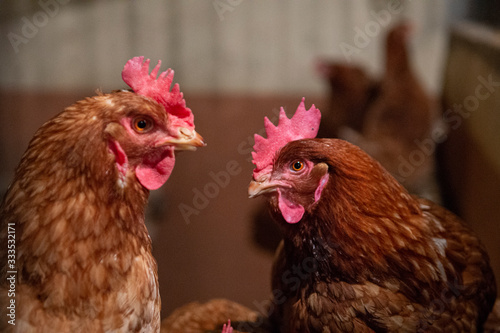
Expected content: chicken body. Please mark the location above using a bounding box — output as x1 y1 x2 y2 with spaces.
0 91 202 332
249 139 496 332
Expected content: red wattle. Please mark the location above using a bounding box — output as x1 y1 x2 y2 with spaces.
278 189 305 224
136 148 176 190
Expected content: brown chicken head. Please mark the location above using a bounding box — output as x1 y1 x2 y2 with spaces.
105 57 204 190
248 99 324 223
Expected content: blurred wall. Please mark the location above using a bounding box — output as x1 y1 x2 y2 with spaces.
1 0 450 94
440 21 500 290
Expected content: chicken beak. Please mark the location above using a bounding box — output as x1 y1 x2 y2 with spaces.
162 130 206 151
248 179 278 198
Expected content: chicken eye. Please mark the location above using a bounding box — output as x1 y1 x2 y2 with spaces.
291 160 304 172
133 117 153 133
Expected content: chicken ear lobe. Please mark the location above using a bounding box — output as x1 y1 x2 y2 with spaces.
108 139 129 179
313 163 329 202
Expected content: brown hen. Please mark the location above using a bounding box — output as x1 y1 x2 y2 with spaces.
248 101 496 332
0 57 204 332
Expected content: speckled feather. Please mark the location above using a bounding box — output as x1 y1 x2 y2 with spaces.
264 139 496 332
0 92 172 332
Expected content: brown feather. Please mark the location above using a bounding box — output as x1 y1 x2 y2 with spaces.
262 138 496 332
0 92 171 332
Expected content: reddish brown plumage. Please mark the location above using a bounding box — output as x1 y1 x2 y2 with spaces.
0 90 202 332
251 138 496 332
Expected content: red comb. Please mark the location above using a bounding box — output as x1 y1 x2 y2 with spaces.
252 98 321 180
122 56 194 131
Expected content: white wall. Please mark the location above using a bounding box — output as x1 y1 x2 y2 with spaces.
1 0 451 94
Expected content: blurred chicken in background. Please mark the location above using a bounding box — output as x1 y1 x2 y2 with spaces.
318 22 444 203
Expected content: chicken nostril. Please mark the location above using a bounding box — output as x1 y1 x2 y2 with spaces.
255 175 269 183
179 127 192 138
